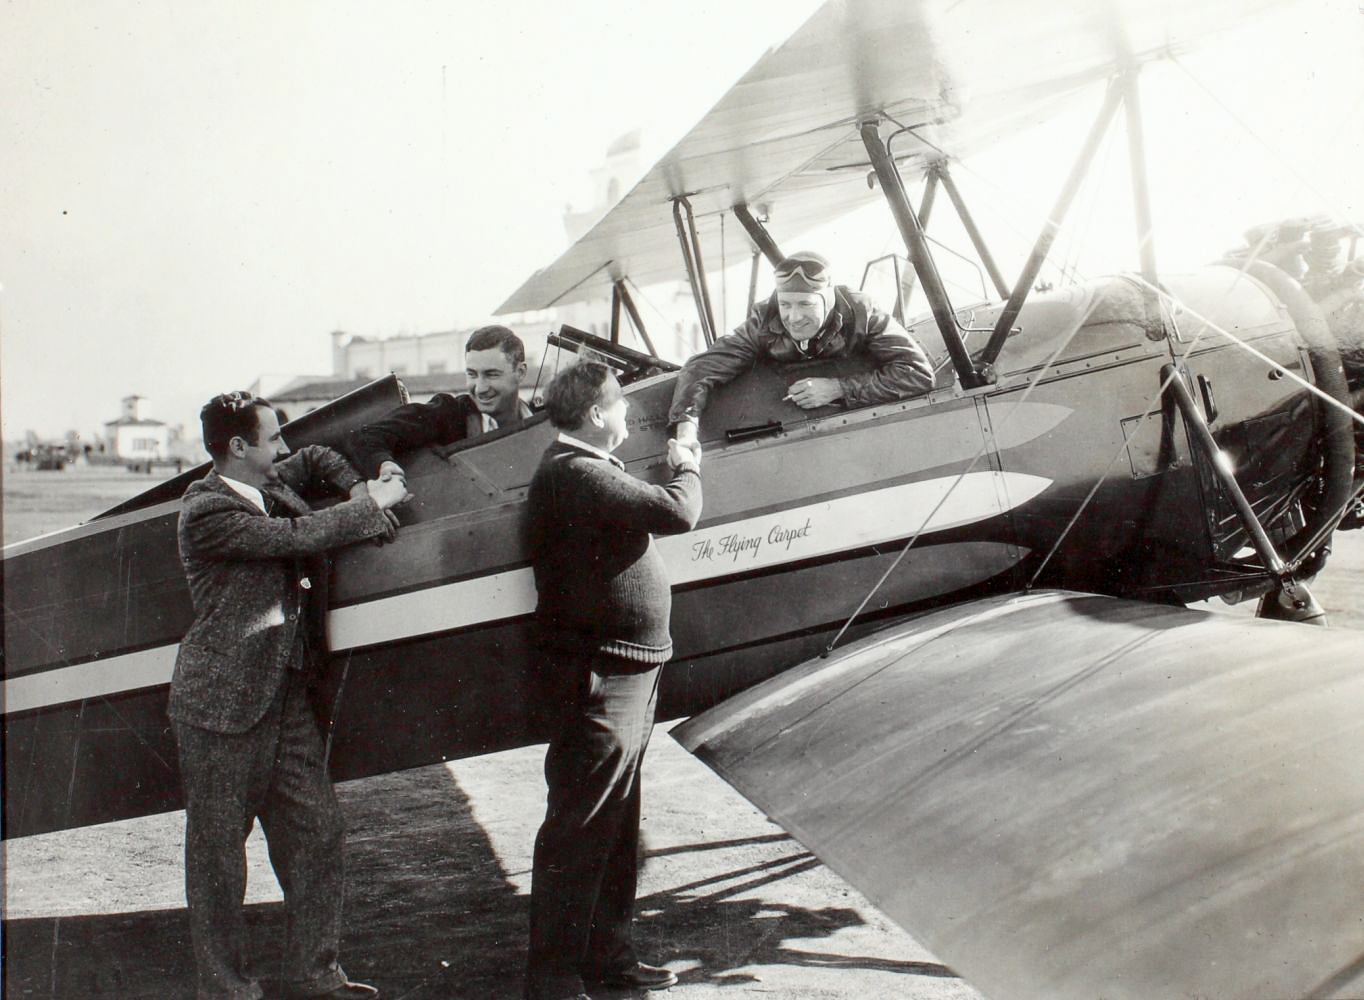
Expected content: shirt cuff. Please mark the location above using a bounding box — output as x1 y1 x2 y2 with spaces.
670 410 701 427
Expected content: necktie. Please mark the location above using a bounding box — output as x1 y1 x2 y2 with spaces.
262 489 290 519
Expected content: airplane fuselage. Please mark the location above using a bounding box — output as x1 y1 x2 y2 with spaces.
1 266 1327 837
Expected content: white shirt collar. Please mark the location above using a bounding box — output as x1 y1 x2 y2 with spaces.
557 432 624 469
481 398 533 434
218 473 267 513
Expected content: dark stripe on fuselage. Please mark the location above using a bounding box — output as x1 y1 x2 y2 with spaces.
3 537 1025 837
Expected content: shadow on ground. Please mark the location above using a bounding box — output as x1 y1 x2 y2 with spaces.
4 761 951 999
629 842 955 994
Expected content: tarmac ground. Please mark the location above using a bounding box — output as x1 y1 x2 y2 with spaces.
4 722 982 1000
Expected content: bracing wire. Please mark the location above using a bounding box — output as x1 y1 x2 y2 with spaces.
532 337 553 399
825 303 1096 653
1170 53 1364 219
840 59 1363 653
829 198 1362 653
625 276 687 362
1061 110 1118 286
1026 262 1364 589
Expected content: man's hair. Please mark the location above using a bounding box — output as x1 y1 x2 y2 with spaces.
200 391 273 459
464 325 525 367
543 361 617 430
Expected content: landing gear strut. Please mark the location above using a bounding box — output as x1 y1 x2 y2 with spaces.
1163 362 1329 626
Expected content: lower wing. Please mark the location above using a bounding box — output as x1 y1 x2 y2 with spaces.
674 589 1364 1000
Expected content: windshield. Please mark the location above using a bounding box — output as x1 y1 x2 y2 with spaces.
861 252 992 375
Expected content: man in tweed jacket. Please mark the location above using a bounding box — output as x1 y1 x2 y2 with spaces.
171 392 407 1000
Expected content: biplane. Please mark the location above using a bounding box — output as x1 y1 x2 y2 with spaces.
5 0 1364 997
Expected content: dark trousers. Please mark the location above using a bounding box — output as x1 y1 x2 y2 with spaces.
173 667 348 1000
526 649 663 999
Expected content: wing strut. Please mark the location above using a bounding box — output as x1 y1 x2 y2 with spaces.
866 72 1170 383
609 280 659 357
610 283 624 344
732 203 784 267
860 120 988 389
893 167 941 315
1162 362 1323 623
935 163 1010 300
672 197 718 346
980 78 1126 374
1124 72 1160 292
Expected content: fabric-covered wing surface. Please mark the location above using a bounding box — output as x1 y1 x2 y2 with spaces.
498 0 1289 314
674 590 1364 1000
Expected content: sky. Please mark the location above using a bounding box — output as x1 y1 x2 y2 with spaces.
2 0 1360 440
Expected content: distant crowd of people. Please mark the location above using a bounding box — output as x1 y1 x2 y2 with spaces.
168 252 931 1000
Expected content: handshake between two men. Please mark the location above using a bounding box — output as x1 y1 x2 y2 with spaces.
370 435 702 503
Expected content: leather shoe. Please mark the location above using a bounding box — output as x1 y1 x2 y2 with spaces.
281 981 380 1000
588 962 678 991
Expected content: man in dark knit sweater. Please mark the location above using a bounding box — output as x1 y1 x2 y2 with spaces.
525 362 702 1000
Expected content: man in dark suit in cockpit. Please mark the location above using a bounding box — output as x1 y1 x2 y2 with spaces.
348 325 533 480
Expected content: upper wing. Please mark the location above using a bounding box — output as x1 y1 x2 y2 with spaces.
674 590 1364 1000
497 0 1289 314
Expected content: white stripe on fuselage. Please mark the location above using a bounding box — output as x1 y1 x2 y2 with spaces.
3 472 1049 714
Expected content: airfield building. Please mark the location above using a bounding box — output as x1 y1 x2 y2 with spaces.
103 395 172 461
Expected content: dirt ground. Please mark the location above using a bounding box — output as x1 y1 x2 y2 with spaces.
4 724 983 1000
2 465 169 546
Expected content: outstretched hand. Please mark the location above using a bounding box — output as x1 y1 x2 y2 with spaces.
351 480 403 535
667 437 701 469
366 475 411 511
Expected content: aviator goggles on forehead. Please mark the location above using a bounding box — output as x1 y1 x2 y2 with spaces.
773 257 830 284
